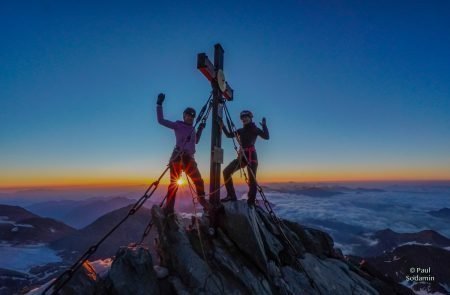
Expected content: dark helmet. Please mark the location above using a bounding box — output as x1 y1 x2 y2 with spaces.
183 107 196 118
240 110 253 119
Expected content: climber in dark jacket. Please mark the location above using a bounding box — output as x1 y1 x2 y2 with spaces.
156 93 209 216
220 110 269 206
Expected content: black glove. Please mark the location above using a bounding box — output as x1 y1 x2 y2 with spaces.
157 93 165 105
260 117 266 127
199 122 206 129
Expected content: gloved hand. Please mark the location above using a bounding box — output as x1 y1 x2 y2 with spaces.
157 93 165 105
199 122 206 129
260 117 266 127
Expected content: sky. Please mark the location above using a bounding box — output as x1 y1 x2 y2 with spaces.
1 0 450 188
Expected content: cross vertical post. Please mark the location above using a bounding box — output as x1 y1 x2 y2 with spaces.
209 44 224 206
197 43 234 208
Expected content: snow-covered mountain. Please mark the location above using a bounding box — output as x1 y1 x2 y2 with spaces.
0 205 75 244
353 228 450 257
0 205 75 295
0 204 156 294
367 245 450 294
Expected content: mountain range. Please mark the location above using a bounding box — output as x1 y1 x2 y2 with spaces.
1 200 450 294
24 196 138 228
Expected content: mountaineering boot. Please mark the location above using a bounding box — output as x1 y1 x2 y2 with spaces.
221 195 237 202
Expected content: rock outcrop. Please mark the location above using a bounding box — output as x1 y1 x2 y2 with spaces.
148 201 408 294
104 246 160 294
33 200 413 294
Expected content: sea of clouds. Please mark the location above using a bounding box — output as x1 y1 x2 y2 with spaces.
263 184 450 254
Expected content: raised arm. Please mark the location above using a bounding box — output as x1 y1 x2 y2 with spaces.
257 117 270 140
156 93 176 129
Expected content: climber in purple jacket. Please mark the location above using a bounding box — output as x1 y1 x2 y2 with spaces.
156 93 209 216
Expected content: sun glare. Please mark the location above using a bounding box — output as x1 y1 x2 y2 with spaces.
177 178 184 186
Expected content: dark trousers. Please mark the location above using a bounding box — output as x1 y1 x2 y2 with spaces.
223 152 258 202
164 154 205 213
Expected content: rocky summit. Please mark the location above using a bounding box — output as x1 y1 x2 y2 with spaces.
42 200 413 295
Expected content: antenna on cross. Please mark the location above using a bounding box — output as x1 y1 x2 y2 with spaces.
197 43 234 211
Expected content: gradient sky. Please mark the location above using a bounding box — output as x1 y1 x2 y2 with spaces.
1 1 450 188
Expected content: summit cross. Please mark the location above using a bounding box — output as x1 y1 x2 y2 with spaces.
197 43 234 207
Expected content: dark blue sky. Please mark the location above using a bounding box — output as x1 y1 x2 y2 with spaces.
1 0 450 187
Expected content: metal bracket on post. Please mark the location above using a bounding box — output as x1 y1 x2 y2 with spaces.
213 146 224 164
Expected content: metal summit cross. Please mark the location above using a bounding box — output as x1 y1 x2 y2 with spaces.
197 43 234 207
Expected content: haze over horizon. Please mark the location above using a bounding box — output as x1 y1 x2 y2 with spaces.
1 1 450 188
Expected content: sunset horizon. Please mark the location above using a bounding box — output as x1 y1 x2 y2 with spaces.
1 2 450 293
2 175 450 191
2 1 450 197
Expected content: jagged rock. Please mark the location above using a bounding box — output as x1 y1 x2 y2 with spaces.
61 262 97 295
168 276 190 295
283 220 335 257
151 205 229 294
219 202 269 273
154 265 169 279
35 262 97 295
256 207 305 265
107 246 159 295
300 254 378 295
267 260 292 295
281 266 318 295
211 235 272 295
345 256 415 295
254 206 281 235
78 201 417 295
333 247 345 259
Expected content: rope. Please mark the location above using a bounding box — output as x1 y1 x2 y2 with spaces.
43 92 213 295
222 103 322 293
223 104 249 184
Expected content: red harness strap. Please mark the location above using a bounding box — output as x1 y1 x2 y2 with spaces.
242 146 257 163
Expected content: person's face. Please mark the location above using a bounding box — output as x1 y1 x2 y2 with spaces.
241 116 251 125
183 113 194 125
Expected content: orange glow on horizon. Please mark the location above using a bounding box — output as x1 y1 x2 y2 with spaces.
1 166 450 190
